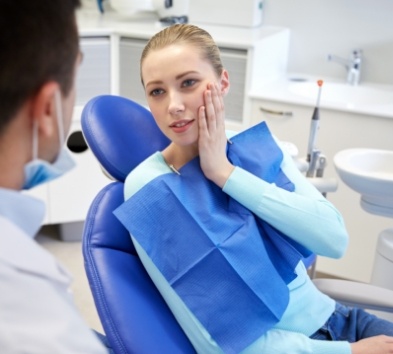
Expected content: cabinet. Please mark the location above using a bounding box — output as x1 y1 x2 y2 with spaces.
250 98 393 282
220 48 247 124
76 37 112 105
119 38 147 105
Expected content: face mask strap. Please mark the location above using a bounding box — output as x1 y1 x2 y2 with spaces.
32 120 38 161
54 89 65 149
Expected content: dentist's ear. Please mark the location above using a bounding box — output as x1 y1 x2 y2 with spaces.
30 81 60 138
219 69 230 96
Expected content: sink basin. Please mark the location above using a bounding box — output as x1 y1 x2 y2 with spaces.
289 81 393 106
334 148 393 217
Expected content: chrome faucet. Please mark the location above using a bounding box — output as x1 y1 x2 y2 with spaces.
327 49 363 85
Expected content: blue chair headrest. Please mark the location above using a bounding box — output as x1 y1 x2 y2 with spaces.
81 95 170 182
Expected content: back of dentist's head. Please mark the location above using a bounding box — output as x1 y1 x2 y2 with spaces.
0 0 81 137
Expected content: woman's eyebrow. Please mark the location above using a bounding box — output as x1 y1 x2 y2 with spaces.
145 71 199 88
145 80 163 88
175 71 199 80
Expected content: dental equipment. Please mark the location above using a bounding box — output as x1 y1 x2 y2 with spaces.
304 80 337 198
306 80 323 178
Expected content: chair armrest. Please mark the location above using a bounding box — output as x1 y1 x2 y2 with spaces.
313 278 393 313
306 177 338 193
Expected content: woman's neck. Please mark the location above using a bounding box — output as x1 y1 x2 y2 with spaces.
162 142 198 171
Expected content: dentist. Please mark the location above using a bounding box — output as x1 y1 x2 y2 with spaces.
0 0 110 352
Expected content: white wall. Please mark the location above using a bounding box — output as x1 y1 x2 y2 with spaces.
263 0 393 85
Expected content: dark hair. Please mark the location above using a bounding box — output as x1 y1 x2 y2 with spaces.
0 0 81 135
140 24 223 85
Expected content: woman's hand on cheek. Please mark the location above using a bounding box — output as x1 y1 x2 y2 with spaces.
198 83 234 188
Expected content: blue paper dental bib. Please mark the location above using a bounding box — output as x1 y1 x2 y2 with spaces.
114 122 311 354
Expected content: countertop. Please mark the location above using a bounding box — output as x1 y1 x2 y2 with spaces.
249 74 393 119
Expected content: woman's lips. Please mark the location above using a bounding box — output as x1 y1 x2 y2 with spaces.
170 119 195 133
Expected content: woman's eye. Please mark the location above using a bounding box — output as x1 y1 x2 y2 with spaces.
150 88 164 96
182 79 196 88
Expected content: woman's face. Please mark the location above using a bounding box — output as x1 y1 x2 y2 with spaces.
141 43 226 149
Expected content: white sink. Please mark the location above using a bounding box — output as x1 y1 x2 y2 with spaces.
334 148 393 217
289 81 393 106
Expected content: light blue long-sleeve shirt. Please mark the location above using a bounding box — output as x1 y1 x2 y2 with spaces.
123 135 351 354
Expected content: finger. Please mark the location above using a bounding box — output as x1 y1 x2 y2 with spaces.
212 82 225 130
204 86 215 130
212 83 224 112
198 105 208 135
209 84 221 129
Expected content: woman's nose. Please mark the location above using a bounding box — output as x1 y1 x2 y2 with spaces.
168 92 185 115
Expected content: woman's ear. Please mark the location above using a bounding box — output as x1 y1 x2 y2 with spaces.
30 81 59 138
220 69 230 96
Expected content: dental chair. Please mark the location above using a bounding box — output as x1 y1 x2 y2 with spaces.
81 95 393 353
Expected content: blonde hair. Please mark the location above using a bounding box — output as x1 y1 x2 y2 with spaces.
140 24 223 84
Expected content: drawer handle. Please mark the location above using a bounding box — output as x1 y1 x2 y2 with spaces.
259 106 293 117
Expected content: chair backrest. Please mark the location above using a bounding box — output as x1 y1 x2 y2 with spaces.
81 95 196 354
81 95 170 182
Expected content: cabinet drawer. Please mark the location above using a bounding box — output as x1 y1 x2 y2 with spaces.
76 37 111 105
251 99 314 155
220 48 247 123
119 38 148 106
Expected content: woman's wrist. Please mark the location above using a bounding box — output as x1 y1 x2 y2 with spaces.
208 162 235 188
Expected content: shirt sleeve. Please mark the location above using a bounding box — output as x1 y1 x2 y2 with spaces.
1 265 108 354
222 141 349 258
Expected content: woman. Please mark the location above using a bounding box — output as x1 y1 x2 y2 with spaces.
115 24 393 354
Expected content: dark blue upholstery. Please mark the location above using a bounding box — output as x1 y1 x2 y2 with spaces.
81 95 170 182
81 95 195 353
81 95 318 353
